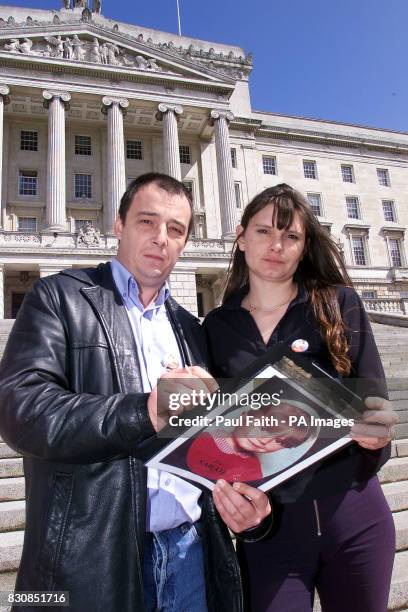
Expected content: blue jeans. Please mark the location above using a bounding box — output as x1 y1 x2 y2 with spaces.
143 522 207 612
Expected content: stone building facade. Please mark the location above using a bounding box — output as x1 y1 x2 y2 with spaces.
0 2 407 318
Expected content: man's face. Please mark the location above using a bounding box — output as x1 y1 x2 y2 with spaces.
114 183 191 291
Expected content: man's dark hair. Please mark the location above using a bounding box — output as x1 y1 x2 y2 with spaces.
118 172 194 237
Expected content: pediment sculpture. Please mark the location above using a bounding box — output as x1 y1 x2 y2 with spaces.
0 34 166 72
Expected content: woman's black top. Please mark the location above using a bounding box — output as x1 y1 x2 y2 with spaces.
203 285 390 503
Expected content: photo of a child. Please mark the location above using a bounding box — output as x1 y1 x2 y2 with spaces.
186 402 318 483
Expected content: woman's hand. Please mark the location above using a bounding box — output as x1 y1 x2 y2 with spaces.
350 396 398 450
212 480 271 533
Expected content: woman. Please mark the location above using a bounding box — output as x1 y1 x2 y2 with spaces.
205 183 397 612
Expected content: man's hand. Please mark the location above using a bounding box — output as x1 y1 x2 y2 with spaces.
148 366 217 432
350 396 398 450
212 480 271 533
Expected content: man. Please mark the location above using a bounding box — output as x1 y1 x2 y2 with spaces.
0 173 271 611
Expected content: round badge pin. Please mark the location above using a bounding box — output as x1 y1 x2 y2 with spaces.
291 339 309 353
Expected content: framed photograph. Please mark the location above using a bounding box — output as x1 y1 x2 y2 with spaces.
146 343 364 492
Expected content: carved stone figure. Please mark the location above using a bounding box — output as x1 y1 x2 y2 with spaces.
81 8 92 22
63 37 73 59
19 38 34 54
78 222 101 247
147 58 161 72
74 0 87 7
72 34 86 61
4 39 20 53
92 0 102 13
134 55 148 69
106 42 119 65
89 37 101 63
62 0 70 9
100 42 108 64
44 35 64 58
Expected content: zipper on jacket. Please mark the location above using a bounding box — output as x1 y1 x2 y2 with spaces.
313 500 322 536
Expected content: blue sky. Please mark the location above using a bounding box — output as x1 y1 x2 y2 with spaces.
2 0 407 132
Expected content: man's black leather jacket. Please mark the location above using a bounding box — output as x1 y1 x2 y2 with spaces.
0 263 271 612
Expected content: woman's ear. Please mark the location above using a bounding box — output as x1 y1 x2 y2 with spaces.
236 224 245 251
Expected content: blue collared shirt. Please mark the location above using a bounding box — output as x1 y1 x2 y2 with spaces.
110 259 202 531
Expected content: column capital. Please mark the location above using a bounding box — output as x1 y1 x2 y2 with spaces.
101 96 129 115
210 109 234 125
43 90 71 110
0 85 10 105
156 103 183 121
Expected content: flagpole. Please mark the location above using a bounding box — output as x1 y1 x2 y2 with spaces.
176 0 182 36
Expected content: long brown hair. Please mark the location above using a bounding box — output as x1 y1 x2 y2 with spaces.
223 183 353 375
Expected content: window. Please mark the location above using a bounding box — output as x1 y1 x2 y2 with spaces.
362 290 377 299
346 196 360 219
303 160 317 179
382 200 396 222
20 130 38 151
231 148 237 169
351 236 367 266
234 183 242 208
75 174 92 199
262 155 277 175
17 216 37 232
19 170 37 196
389 238 403 267
183 181 194 205
126 139 143 160
341 165 354 183
179 145 191 164
75 219 91 231
377 168 390 187
307 193 322 216
75 135 92 156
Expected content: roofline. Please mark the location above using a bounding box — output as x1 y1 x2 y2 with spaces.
252 109 408 137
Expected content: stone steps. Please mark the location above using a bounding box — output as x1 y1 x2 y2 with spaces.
0 459 23 479
395 509 408 552
0 531 23 573
0 501 25 533
380 457 408 484
0 478 25 502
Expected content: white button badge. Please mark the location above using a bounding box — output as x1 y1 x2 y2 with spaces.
291 339 309 353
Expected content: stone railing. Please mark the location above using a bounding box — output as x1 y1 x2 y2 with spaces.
0 231 41 244
363 298 408 316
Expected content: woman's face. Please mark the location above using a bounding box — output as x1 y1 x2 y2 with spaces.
237 204 306 284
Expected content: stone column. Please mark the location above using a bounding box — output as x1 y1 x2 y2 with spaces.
42 91 71 232
210 110 236 239
0 86 10 232
101 97 129 234
0 263 4 319
156 103 183 180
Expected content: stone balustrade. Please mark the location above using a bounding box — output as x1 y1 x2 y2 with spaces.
363 298 408 316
